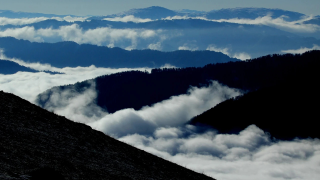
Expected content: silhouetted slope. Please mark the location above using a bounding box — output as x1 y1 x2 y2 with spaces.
0 37 237 68
189 55 320 140
37 51 320 114
0 59 37 74
0 91 214 180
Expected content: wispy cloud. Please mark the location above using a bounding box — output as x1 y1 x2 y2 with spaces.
0 16 88 26
206 45 251 60
281 44 320 54
103 15 152 23
163 15 320 33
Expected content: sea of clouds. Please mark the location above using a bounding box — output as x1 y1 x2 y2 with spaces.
1 53 319 180
1 13 320 179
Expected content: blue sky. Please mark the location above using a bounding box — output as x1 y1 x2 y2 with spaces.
0 0 319 16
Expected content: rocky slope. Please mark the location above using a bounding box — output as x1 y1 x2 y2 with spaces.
0 91 214 180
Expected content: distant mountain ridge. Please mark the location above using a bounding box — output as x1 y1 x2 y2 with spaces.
0 9 74 18
0 90 214 180
0 37 239 68
89 6 307 21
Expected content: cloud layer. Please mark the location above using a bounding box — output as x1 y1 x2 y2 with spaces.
0 16 88 26
0 51 152 102
281 44 320 54
37 76 320 180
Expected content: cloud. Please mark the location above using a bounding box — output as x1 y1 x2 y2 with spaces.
34 68 320 180
103 15 152 23
163 15 320 33
211 15 320 33
0 51 152 102
0 26 43 42
0 16 88 26
0 24 161 48
88 81 241 137
206 45 251 60
178 43 199 51
148 42 162 50
41 81 108 123
281 44 320 54
119 125 320 180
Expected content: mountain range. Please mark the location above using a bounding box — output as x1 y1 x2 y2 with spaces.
0 37 238 69
89 6 306 21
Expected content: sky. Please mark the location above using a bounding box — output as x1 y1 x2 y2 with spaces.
0 0 319 16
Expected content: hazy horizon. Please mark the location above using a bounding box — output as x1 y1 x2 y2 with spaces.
0 0 319 16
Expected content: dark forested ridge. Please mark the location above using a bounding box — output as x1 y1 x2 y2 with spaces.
189 52 320 140
0 90 214 180
37 50 320 114
0 37 238 68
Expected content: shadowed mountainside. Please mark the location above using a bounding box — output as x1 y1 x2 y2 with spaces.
0 90 214 180
37 51 320 114
189 52 320 140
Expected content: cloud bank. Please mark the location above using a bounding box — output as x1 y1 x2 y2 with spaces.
37 76 320 180
281 44 320 54
0 24 163 49
0 52 152 102
0 16 88 26
163 15 320 33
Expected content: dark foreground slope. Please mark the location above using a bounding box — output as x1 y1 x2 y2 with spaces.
190 58 320 140
37 50 320 114
0 91 214 180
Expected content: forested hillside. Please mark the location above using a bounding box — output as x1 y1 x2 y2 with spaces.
37 50 320 113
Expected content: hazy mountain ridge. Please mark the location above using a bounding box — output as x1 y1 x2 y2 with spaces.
0 9 75 18
88 6 307 21
0 90 214 180
37 50 320 115
0 37 238 68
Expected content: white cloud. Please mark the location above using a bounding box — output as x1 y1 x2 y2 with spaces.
281 44 320 54
0 24 160 48
103 15 152 23
178 43 198 51
88 81 241 137
119 125 320 180
0 26 43 42
0 16 88 26
211 15 320 33
206 45 251 60
163 15 320 33
148 42 162 50
0 51 152 102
